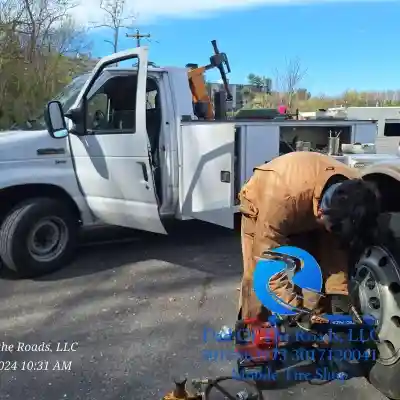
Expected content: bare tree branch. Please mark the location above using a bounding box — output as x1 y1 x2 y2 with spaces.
274 57 307 111
90 0 137 53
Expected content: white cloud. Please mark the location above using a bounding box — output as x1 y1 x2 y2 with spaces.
70 0 391 25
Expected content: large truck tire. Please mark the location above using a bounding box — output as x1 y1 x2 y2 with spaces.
351 245 400 399
0 198 79 278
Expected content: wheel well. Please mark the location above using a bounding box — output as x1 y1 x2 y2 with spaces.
0 184 81 225
363 173 400 213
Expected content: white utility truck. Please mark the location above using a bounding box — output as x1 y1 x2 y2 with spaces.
2 46 387 278
3 47 400 398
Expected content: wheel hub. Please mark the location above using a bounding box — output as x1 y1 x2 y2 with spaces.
351 246 400 366
27 217 69 263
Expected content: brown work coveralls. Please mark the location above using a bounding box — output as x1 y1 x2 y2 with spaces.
239 151 360 320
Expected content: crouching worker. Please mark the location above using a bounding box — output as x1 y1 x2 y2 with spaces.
238 151 381 323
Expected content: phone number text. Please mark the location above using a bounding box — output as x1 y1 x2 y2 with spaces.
202 348 377 362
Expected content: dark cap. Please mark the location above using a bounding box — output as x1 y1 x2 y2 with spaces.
319 182 342 214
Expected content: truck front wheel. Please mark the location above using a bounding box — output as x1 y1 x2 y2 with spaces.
0 198 79 278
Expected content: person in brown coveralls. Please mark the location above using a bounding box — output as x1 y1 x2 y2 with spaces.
238 151 381 322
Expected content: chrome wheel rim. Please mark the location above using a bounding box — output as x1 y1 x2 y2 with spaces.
351 246 400 366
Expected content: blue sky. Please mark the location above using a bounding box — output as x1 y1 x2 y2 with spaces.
86 1 400 96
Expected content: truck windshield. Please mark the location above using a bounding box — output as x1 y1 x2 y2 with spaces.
11 73 90 131
53 73 91 113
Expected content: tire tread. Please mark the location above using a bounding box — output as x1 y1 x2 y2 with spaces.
0 202 35 271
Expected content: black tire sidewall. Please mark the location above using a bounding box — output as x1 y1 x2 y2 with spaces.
4 198 78 277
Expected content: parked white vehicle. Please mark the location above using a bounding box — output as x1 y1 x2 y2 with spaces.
0 46 383 277
2 46 400 398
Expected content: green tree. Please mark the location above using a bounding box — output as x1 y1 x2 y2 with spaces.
240 87 256 107
247 73 271 93
342 90 361 106
0 0 91 129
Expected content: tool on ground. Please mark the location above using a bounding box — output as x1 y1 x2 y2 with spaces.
162 376 202 400
162 376 264 400
163 311 377 399
186 40 232 120
232 311 377 381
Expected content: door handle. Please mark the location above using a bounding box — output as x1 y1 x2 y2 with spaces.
139 162 149 182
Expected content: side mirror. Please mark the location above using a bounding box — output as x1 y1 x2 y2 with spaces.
44 101 69 139
65 107 84 124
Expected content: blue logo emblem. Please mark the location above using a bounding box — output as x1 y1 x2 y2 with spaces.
253 246 323 316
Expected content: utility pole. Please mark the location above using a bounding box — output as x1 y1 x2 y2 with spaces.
126 29 151 47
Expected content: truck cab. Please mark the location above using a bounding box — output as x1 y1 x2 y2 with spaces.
60 47 236 233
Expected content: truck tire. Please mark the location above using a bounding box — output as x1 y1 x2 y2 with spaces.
0 198 79 278
351 245 400 399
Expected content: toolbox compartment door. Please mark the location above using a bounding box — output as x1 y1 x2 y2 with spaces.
179 122 235 229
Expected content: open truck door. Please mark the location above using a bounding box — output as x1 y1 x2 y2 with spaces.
67 47 167 234
179 123 235 229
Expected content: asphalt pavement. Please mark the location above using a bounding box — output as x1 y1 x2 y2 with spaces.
0 222 389 400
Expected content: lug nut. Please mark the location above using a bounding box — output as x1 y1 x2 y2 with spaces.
358 268 368 279
369 297 380 310
366 278 376 290
236 390 249 400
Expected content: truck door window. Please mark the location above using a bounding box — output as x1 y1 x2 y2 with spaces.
86 75 137 133
87 93 109 130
